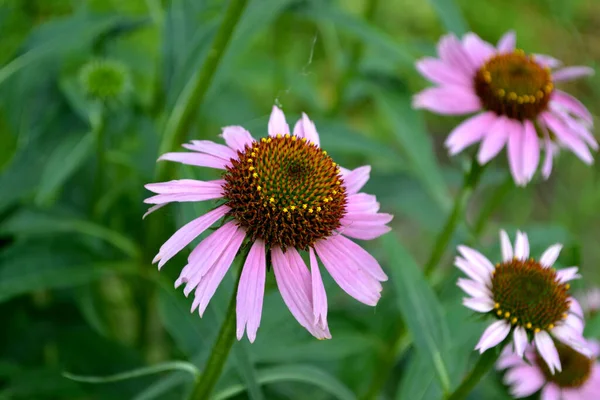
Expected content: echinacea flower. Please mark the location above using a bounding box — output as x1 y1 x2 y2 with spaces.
144 106 392 342
577 287 600 315
497 339 600 399
456 230 590 373
414 31 597 186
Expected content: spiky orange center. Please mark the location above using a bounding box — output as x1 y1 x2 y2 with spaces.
536 341 593 388
474 51 553 121
222 135 346 250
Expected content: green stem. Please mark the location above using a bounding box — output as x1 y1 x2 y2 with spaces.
91 104 106 216
471 176 513 238
155 0 248 182
423 158 484 278
188 269 242 400
445 349 501 400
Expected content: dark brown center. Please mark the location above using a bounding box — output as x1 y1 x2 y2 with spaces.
536 341 593 388
222 135 346 250
474 51 553 121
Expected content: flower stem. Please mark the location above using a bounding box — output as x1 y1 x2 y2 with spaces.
155 0 248 182
423 158 484 278
445 349 501 400
188 268 241 400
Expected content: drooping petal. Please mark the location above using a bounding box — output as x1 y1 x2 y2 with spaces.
322 235 387 282
477 116 509 164
292 113 320 147
455 256 490 285
153 205 229 269
158 152 229 170
463 297 495 313
513 326 528 358
268 105 290 137
413 86 481 115
556 267 581 283
457 278 490 298
521 120 540 183
551 90 594 125
142 203 167 219
514 231 530 260
462 33 496 66
497 30 516 53
534 331 562 374
221 126 254 152
342 166 371 195
500 230 513 261
475 320 511 353
550 105 598 150
309 248 328 330
183 140 237 160
542 112 594 165
236 239 266 343
144 179 225 204
272 247 331 339
445 112 497 155
552 66 594 82
507 120 527 186
457 245 495 273
340 212 393 240
415 57 471 86
540 244 562 267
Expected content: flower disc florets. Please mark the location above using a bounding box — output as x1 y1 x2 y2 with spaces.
223 134 347 250
491 257 570 333
79 59 129 101
536 341 593 388
474 50 553 121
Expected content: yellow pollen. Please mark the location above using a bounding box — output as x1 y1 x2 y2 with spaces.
508 92 517 101
252 173 258 178
504 312 511 318
565 284 571 290
526 323 532 329
269 197 275 203
332 162 336 167
249 166 255 171
534 328 541 333
285 134 290 138
515 49 525 55
247 159 253 163
494 303 500 309
548 324 555 330
251 152 256 157
511 317 518 324
316 207 321 212
276 134 281 138
536 90 544 99
496 89 505 97
292 136 297 141
308 208 313 213
290 206 296 211
283 208 288 213
328 197 333 201
301 137 307 142
332 190 337 194
323 198 329 203
336 181 341 185
497 310 503 316
322 150 327 155
257 186 262 191
302 204 307 209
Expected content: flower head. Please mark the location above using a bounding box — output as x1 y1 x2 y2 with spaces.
79 59 130 101
414 31 597 186
456 230 590 373
144 106 392 342
497 339 600 398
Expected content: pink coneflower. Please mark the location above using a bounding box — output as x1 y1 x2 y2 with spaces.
456 230 590 373
414 31 597 186
144 106 392 342
497 340 600 399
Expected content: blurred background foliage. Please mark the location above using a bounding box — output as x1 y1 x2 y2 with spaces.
1 0 599 399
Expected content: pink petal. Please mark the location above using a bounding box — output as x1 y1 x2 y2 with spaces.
534 54 562 68
497 30 516 53
540 244 562 267
143 203 167 219
314 239 382 306
437 34 476 75
144 179 225 204
183 140 237 160
272 247 331 339
236 240 266 342
521 120 540 183
321 235 387 281
346 193 380 214
540 384 561 400
445 112 497 155
535 331 561 374
462 33 496 66
549 104 598 150
551 90 593 125
505 365 545 397
221 126 254 152
268 106 290 137
158 152 228 169
476 320 511 353
342 166 370 195
569 298 584 319
542 112 594 165
497 346 526 370
538 120 555 179
340 212 393 240
552 66 594 82
477 116 509 164
463 297 495 313
413 86 481 115
514 231 530 260
556 267 581 283
513 326 528 358
415 57 471 86
454 256 490 285
457 245 495 273
153 205 229 269
457 278 490 298
309 248 328 330
500 230 513 261
506 120 527 186
292 113 320 146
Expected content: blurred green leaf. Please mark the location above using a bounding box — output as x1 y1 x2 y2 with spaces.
214 364 356 400
63 361 199 383
383 234 452 393
427 0 468 35
133 373 190 400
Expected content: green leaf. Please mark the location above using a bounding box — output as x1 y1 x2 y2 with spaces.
213 364 356 400
0 209 141 259
63 361 199 383
426 0 468 35
34 132 94 206
383 234 452 393
133 373 190 400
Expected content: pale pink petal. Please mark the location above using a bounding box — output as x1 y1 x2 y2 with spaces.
554 331 592 358
342 166 370 195
500 230 513 262
538 120 555 179
507 120 527 186
569 298 584 319
462 33 496 66
497 346 526 370
540 244 562 267
272 247 331 339
413 86 481 115
221 126 254 152
535 331 561 374
551 90 593 125
457 278 490 298
183 140 237 160
340 212 393 240
497 30 516 53
552 66 594 82
268 106 290 137
158 152 228 169
292 113 320 146
445 112 498 155
541 383 561 400
314 239 382 306
521 120 540 183
463 297 495 313
144 179 225 204
556 267 581 283
345 193 380 214
550 105 598 150
507 367 545 398
143 203 167 219
340 224 391 241
236 239 266 343
513 326 528 358
542 112 594 165
477 116 509 164
457 245 495 273
415 57 471 86
309 248 328 330
562 313 584 336
438 34 476 74
455 256 490 285
534 54 562 68
514 231 530 260
153 205 229 269
475 320 511 353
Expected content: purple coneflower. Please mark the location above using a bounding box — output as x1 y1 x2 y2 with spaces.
497 339 600 399
144 106 392 342
414 31 597 185
456 230 590 373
